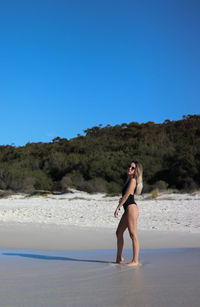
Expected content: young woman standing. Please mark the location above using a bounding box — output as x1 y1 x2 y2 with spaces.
114 161 143 266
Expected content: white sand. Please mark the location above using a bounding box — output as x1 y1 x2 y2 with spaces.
0 190 199 233
0 190 199 250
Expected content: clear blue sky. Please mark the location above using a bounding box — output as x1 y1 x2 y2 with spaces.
0 0 199 146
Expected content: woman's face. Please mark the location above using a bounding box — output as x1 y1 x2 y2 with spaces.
127 162 136 176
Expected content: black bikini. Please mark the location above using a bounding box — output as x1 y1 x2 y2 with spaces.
122 180 137 211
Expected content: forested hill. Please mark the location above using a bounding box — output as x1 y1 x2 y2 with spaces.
0 115 200 194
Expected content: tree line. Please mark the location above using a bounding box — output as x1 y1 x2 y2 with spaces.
0 114 199 194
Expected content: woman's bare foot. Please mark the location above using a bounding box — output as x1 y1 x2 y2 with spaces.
116 257 124 264
124 261 139 267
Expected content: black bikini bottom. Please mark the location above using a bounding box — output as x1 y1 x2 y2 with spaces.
123 194 137 211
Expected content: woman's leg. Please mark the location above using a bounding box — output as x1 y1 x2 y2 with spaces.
126 205 139 266
116 212 128 263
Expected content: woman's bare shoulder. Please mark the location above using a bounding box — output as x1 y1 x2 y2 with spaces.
127 178 136 190
129 177 136 184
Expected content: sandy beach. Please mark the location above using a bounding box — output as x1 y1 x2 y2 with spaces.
0 190 200 306
0 190 200 233
0 190 200 250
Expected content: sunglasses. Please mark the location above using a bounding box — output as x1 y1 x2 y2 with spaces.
128 165 135 171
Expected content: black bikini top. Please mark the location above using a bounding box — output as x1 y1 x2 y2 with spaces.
122 179 136 196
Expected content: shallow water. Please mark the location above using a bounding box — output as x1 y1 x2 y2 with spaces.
0 248 200 307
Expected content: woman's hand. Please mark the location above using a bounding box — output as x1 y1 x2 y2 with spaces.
114 207 120 218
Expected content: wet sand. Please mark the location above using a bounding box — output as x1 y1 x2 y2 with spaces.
0 223 200 307
0 247 200 307
0 223 200 250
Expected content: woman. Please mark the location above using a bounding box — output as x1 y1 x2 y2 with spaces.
114 161 143 266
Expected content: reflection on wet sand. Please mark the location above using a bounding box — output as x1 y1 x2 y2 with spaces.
0 248 200 307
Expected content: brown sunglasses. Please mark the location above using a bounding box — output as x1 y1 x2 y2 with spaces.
128 165 135 170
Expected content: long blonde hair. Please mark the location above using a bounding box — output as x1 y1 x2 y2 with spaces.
133 161 143 194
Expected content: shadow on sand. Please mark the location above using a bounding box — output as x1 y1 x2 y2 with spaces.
2 252 113 264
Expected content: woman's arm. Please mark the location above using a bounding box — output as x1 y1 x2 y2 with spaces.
114 178 136 217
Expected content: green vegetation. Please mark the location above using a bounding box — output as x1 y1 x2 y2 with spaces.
0 115 199 194
149 188 159 200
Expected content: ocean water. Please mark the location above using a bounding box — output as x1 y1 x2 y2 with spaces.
0 248 200 307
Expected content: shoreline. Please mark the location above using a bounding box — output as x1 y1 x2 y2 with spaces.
0 222 200 251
